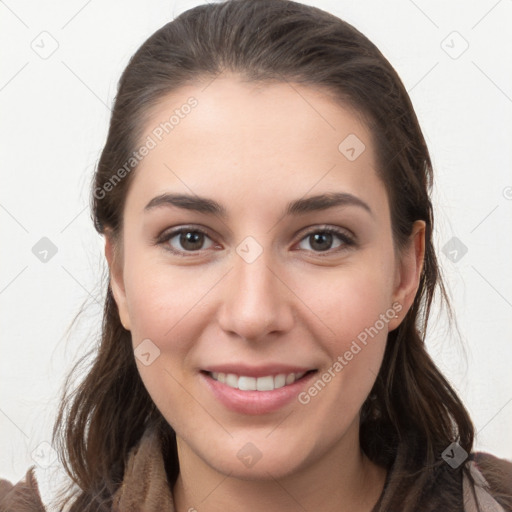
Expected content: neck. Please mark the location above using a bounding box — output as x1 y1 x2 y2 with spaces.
172 421 387 512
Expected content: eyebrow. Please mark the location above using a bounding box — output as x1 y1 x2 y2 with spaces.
144 192 373 218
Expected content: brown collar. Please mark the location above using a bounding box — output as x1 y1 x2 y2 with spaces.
111 426 507 512
112 425 176 511
1 428 507 512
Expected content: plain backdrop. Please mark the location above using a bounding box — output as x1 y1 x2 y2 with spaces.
1 0 511 506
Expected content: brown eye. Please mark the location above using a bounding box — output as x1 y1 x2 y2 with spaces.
177 231 207 251
308 232 334 252
297 227 355 254
159 227 215 255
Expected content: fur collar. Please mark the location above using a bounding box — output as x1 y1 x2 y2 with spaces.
0 424 508 511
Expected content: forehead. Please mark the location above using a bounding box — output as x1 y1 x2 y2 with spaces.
125 74 386 219
142 74 372 157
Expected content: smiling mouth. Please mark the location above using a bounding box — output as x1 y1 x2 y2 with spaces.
202 370 317 391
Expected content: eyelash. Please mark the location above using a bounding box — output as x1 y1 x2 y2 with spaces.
155 225 356 258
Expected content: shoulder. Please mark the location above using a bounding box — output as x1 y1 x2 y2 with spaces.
467 452 512 512
472 451 512 483
0 466 46 512
472 451 512 493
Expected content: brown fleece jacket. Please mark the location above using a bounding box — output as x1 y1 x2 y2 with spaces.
1 426 510 511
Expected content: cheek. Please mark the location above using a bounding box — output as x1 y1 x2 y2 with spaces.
295 270 394 427
292 255 395 401
122 264 209 426
123 251 211 344
297 260 396 347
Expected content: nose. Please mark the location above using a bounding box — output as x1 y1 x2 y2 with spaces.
217 243 295 343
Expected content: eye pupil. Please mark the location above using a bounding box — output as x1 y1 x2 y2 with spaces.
310 232 332 251
181 231 204 250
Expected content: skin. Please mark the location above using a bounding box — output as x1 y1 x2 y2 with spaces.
106 73 425 512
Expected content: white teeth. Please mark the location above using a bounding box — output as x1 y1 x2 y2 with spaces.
238 376 256 391
225 373 238 388
210 371 307 391
274 374 286 389
256 375 274 391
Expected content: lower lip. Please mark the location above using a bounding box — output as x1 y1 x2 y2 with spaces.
200 371 317 415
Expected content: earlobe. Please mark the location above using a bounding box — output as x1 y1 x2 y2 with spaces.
104 234 131 331
389 220 426 331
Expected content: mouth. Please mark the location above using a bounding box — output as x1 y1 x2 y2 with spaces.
202 370 316 391
199 369 318 415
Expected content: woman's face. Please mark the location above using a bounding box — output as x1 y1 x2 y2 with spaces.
107 74 424 479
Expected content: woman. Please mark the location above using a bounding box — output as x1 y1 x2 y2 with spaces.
1 0 511 510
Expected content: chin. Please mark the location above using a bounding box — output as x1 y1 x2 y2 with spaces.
197 438 313 481
210 454 304 481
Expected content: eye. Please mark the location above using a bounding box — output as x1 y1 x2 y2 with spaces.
155 225 356 257
157 227 217 256
296 227 355 254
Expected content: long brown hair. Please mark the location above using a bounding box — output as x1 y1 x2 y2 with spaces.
50 1 507 510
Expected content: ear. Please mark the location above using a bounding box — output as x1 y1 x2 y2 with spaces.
388 220 426 331
104 232 131 331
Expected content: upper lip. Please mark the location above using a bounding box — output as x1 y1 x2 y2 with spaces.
202 364 316 378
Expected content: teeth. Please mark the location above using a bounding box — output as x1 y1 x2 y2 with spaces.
210 371 307 391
